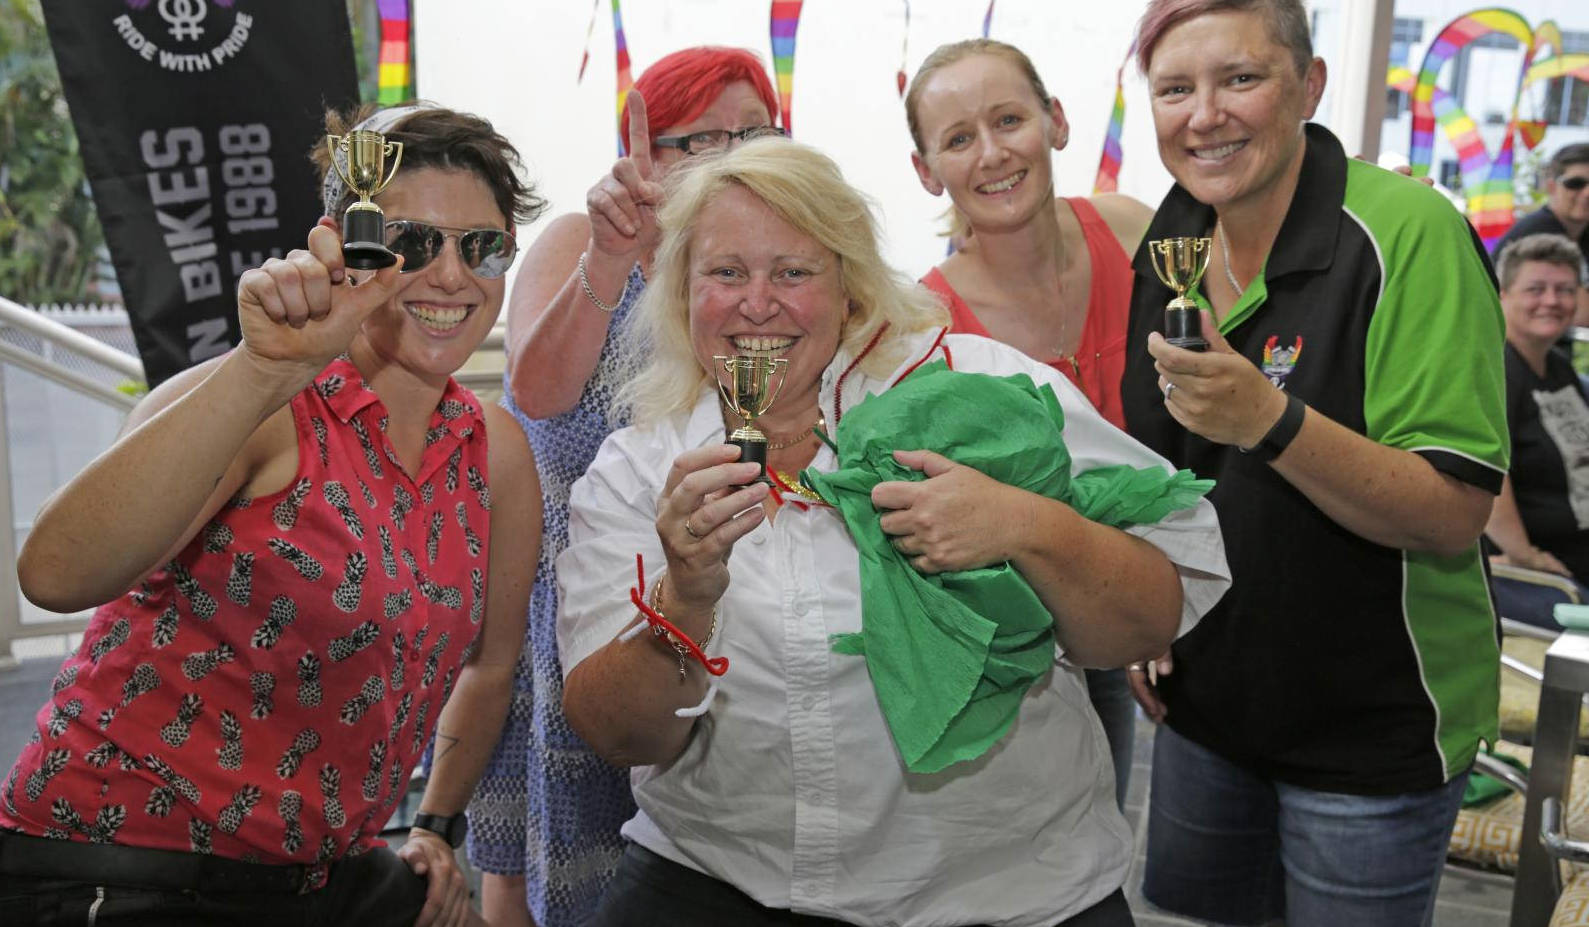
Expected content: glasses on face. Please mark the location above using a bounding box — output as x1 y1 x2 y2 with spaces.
1560 176 1589 192
384 221 517 278
653 125 787 156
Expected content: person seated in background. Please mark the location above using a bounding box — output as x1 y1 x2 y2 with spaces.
903 37 1156 811
1486 233 1589 627
1493 144 1589 326
472 45 782 927
0 103 542 927
557 137 1229 927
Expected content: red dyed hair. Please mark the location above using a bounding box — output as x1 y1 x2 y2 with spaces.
1135 0 1313 76
619 46 780 155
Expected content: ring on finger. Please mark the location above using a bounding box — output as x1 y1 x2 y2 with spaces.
1127 663 1147 673
684 517 704 540
1163 382 1177 401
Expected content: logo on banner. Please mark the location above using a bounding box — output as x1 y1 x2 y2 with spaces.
1261 334 1303 387
113 0 253 73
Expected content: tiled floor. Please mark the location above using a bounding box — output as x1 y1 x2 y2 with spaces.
0 656 1522 924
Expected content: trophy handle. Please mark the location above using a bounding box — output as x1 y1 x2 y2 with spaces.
1148 242 1178 292
759 358 789 418
370 141 405 198
326 135 359 195
713 356 741 418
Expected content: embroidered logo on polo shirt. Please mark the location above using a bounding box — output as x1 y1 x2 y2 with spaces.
1261 335 1304 387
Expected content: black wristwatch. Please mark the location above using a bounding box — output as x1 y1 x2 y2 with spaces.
411 812 468 848
1239 391 1306 463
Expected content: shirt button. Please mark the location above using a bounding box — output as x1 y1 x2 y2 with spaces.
801 694 816 711
793 600 809 617
751 531 767 546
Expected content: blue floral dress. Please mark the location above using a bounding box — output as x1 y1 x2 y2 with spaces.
467 265 642 926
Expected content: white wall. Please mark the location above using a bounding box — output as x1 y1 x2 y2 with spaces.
414 0 1174 282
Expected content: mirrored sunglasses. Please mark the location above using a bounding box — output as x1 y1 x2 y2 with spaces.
384 221 517 278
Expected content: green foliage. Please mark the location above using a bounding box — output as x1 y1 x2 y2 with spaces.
0 0 106 304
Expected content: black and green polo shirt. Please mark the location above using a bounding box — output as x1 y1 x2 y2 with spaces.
1122 124 1508 794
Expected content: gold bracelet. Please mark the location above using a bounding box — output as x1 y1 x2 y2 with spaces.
648 576 717 679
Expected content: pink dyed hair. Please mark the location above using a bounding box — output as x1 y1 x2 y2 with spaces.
1135 0 1313 76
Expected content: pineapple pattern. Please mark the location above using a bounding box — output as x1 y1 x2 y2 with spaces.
323 482 364 539
276 729 321 779
279 790 305 854
225 552 254 607
272 478 312 530
250 596 296 649
0 358 488 869
331 553 368 614
158 693 204 748
151 603 179 648
217 710 243 770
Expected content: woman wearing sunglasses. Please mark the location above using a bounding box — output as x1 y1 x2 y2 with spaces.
0 103 542 927
470 46 781 927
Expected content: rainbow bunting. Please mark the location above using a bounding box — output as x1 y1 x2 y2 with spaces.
376 0 411 105
1092 44 1134 194
982 0 995 38
613 0 634 155
578 0 600 83
770 1 804 133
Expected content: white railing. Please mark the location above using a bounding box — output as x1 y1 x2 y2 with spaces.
0 300 507 664
0 298 145 665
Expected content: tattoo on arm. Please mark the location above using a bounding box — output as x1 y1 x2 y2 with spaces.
434 734 460 760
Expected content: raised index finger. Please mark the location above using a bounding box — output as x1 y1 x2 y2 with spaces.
626 89 653 179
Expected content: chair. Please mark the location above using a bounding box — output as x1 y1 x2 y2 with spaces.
1512 632 1589 926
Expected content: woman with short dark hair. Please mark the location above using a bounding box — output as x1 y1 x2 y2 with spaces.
0 102 544 927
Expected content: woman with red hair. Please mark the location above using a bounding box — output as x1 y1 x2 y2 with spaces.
472 46 781 927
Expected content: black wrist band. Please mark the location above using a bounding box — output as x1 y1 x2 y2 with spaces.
1239 391 1306 463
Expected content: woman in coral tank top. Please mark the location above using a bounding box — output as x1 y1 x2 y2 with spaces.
905 39 1153 809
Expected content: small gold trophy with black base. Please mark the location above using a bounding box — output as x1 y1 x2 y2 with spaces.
1148 237 1213 352
714 355 789 484
326 130 405 270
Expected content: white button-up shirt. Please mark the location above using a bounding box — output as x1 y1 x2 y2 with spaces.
559 330 1230 927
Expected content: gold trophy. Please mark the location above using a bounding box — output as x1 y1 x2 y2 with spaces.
326 130 405 270
714 355 789 484
1148 237 1213 351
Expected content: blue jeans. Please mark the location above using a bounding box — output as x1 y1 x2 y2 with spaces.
1085 667 1136 811
1490 572 1589 631
1142 725 1468 927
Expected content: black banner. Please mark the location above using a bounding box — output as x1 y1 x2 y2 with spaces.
43 1 359 386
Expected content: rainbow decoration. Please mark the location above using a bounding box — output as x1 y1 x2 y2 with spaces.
897 1 911 97
770 1 804 133
982 0 995 38
1404 10 1589 248
578 0 600 83
613 0 634 155
1092 44 1134 194
376 0 411 105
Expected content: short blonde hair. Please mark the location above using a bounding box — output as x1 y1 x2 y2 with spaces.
618 138 948 426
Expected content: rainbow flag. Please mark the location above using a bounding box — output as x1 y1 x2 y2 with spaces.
1092 44 1133 194
376 0 411 105
770 1 803 133
578 0 600 83
613 0 634 154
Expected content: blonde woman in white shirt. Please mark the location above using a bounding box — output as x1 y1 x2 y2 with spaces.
557 138 1230 927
